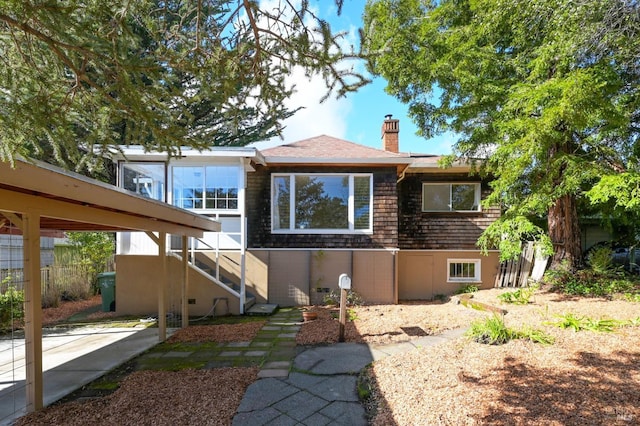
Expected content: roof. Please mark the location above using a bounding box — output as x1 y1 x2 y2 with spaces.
405 154 471 173
0 158 220 236
109 145 266 165
262 135 413 165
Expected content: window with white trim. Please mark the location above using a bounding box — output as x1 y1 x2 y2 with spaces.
422 183 481 212
272 173 373 233
447 259 481 282
172 165 240 210
120 162 166 201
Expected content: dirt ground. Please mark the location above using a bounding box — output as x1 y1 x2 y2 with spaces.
16 288 640 425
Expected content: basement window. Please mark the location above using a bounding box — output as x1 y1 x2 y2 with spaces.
447 259 481 282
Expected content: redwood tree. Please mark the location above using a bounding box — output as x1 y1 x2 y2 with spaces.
363 0 639 269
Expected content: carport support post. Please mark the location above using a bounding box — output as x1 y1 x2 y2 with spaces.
181 236 189 329
158 232 167 341
23 212 43 412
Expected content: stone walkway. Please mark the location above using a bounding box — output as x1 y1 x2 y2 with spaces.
253 308 303 378
136 308 303 372
232 314 467 425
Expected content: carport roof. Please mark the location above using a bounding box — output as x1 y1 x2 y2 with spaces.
0 158 219 236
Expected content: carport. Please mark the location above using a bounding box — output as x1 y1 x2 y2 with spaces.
0 158 220 414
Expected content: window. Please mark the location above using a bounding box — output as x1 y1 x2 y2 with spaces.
172 165 239 210
120 163 165 201
422 183 480 212
272 173 373 233
447 259 481 282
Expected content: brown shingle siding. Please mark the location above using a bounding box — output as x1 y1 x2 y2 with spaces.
247 165 399 249
398 173 500 249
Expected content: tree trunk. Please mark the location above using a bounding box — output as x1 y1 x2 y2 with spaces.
548 193 582 270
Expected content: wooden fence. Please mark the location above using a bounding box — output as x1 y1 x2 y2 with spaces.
494 242 549 288
1 264 92 299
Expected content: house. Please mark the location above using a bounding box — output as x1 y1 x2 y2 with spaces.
112 117 501 316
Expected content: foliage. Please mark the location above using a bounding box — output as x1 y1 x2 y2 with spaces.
66 232 114 292
477 217 553 262
587 173 640 238
362 0 640 268
467 315 516 344
466 314 553 345
0 278 24 329
544 262 640 297
624 292 640 303
433 294 447 302
323 289 364 306
454 284 479 295
545 313 630 332
41 287 61 309
497 285 538 305
0 0 367 171
585 246 615 273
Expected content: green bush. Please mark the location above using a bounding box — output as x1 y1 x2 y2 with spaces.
586 246 615 273
0 280 25 329
497 285 538 305
455 284 479 295
467 314 554 345
467 315 515 344
546 313 632 332
544 261 640 297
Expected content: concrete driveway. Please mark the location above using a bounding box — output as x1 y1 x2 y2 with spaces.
0 326 159 425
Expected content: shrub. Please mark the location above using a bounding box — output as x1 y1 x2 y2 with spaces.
546 313 628 332
455 284 479 295
467 315 515 345
0 280 25 329
467 314 554 345
41 288 61 309
544 261 640 297
586 246 615 273
497 285 538 305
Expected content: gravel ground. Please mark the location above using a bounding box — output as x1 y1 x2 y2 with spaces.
15 288 640 425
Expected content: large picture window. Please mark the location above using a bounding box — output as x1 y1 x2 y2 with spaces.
422 183 480 212
172 165 239 210
120 163 166 201
272 173 373 233
447 259 481 282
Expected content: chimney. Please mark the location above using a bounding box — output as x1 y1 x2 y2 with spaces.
381 114 399 153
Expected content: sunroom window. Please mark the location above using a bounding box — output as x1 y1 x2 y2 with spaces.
422 183 480 212
172 165 239 210
120 163 165 201
447 259 481 282
272 173 372 233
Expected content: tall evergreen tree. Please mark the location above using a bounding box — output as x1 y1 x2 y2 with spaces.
363 0 640 269
0 0 366 172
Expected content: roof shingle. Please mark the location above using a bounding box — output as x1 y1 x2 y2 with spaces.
262 135 411 163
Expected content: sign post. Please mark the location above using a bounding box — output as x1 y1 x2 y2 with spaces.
338 273 351 342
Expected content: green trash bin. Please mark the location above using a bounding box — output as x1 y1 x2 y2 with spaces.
97 272 116 312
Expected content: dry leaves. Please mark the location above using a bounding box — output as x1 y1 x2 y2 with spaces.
15 368 258 426
167 322 266 343
20 288 640 425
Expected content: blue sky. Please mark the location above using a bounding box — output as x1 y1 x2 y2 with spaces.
254 0 455 155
